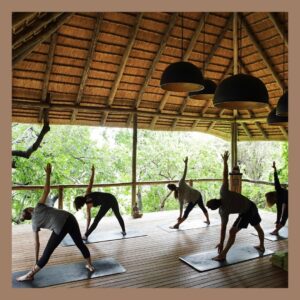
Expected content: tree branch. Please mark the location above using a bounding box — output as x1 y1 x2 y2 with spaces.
12 114 50 168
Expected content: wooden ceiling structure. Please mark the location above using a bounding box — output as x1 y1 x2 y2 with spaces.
12 12 288 141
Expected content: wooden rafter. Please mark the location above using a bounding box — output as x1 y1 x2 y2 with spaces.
12 13 36 31
38 33 57 122
101 13 143 126
268 13 288 48
71 13 103 122
241 122 252 138
150 12 209 129
13 13 62 48
238 13 285 91
12 100 268 124
13 13 73 66
127 13 179 126
255 122 268 139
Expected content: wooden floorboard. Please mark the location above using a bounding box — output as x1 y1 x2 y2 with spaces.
12 209 288 288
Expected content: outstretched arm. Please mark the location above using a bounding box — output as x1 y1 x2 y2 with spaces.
272 161 282 192
39 163 52 204
34 231 40 263
85 165 95 195
85 205 92 233
221 151 229 190
181 157 188 181
160 190 173 209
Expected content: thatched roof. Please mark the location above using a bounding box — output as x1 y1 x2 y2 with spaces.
12 12 288 141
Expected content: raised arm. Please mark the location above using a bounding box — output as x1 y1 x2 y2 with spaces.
85 165 95 195
38 163 52 204
272 161 282 192
181 156 188 181
221 151 229 190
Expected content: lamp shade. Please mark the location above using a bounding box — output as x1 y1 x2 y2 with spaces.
213 74 269 109
276 91 288 117
160 61 205 92
267 108 288 126
188 79 217 100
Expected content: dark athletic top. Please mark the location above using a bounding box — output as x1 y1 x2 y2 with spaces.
32 203 70 235
85 192 115 207
274 171 288 226
219 184 252 224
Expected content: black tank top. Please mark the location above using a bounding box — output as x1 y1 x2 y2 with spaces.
85 192 115 207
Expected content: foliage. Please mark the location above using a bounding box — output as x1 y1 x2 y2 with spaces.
12 124 288 223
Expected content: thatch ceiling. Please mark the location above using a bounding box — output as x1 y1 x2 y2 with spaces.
12 12 288 141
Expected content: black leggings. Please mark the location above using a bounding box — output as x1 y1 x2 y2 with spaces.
183 195 208 219
85 198 126 237
37 214 90 269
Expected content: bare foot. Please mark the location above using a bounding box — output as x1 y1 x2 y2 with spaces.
212 255 226 261
82 235 87 241
85 264 95 272
170 224 179 229
16 272 34 282
254 245 265 253
204 220 210 225
270 231 279 236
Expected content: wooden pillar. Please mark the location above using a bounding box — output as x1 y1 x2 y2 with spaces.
58 186 63 209
231 121 238 170
131 113 137 217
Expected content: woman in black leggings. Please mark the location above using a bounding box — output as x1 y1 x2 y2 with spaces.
17 163 94 282
74 165 126 240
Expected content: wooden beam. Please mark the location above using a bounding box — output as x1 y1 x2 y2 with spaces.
13 99 268 123
131 113 138 216
255 122 268 139
127 13 179 126
203 14 233 71
207 121 216 131
12 13 36 31
238 13 285 91
241 122 252 138
219 59 233 83
72 14 103 122
201 100 212 116
279 126 288 139
13 13 62 48
268 13 288 48
101 13 143 125
151 13 209 128
38 33 57 122
172 119 178 129
209 108 226 131
233 13 238 75
13 13 74 66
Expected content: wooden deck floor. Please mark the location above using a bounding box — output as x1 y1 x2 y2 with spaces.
12 209 288 288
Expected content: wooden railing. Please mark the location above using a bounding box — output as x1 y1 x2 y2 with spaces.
12 178 288 210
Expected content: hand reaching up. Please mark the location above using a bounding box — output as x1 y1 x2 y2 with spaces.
183 156 188 164
221 151 229 162
44 163 52 174
272 161 277 171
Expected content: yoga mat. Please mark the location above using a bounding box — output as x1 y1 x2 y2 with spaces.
12 257 126 288
61 229 147 246
180 246 273 272
251 227 288 241
158 218 220 233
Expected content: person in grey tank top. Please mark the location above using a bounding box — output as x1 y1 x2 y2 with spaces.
16 163 94 282
206 151 265 261
162 156 210 229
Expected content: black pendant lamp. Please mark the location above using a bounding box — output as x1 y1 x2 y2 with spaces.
213 73 269 109
189 79 217 100
160 13 204 92
276 91 288 117
188 16 216 100
267 107 288 126
213 15 269 109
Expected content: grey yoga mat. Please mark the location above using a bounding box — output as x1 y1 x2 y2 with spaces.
180 246 273 272
12 257 126 288
61 229 147 246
